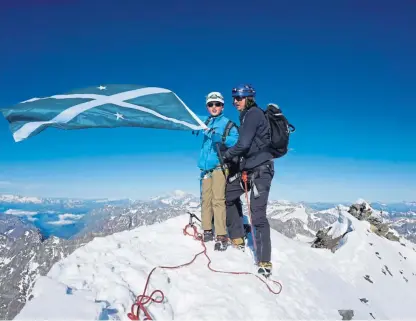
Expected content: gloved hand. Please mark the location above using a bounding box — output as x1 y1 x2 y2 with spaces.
210 133 222 143
203 128 222 143
222 150 239 164
223 150 231 161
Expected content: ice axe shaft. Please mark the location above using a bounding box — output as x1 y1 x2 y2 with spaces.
215 143 228 178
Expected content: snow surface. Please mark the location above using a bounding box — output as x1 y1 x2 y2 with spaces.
327 212 353 240
16 210 416 320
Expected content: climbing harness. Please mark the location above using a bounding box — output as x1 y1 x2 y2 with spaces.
127 212 283 321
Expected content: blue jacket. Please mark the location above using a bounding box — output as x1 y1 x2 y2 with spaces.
197 113 239 172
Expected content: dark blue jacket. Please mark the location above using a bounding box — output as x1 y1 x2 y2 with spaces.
224 105 273 171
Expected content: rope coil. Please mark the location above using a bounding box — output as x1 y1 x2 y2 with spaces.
127 218 283 320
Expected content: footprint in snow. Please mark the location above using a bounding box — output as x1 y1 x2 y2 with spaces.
384 265 393 277
364 275 373 284
399 252 407 260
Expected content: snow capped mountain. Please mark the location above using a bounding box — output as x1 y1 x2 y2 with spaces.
390 217 416 244
0 215 89 319
3 190 416 320
150 189 200 209
0 193 131 209
265 200 339 242
0 190 201 319
0 194 43 204
15 207 416 320
370 201 416 217
74 190 199 239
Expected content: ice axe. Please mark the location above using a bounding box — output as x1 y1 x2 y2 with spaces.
215 142 228 178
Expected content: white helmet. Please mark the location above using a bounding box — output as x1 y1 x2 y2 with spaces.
206 91 224 105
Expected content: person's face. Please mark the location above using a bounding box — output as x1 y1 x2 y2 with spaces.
207 101 224 116
233 96 246 112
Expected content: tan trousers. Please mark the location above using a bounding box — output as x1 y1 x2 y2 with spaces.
201 169 227 236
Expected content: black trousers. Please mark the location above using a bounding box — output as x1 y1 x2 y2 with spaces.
225 161 274 262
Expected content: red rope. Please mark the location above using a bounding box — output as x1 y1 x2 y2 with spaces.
127 223 283 320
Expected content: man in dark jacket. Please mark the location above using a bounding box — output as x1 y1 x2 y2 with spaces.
222 84 275 277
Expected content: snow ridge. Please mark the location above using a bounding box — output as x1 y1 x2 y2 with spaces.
15 208 416 321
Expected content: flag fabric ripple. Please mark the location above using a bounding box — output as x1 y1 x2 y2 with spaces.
0 84 207 142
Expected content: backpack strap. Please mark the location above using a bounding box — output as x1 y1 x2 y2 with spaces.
222 120 237 144
205 116 212 126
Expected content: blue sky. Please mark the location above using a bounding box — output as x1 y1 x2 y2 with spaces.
0 0 415 202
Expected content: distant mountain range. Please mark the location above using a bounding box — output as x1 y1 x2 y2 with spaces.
1 190 416 319
0 193 132 210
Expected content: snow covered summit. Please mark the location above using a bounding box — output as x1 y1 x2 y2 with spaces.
15 208 416 320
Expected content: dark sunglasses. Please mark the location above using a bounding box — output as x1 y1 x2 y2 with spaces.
207 102 223 107
233 96 245 101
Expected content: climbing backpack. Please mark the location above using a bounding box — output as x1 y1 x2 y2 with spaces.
262 103 295 158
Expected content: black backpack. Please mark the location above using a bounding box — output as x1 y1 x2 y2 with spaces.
260 103 295 158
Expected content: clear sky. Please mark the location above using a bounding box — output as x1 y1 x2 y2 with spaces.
0 0 415 202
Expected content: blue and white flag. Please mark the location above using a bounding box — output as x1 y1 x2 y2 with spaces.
0 84 207 142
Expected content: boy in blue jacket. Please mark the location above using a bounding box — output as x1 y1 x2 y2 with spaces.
198 91 239 251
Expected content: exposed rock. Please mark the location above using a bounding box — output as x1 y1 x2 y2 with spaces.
385 232 400 242
364 275 374 283
349 201 400 242
311 226 346 252
338 309 354 320
311 208 353 252
348 202 372 220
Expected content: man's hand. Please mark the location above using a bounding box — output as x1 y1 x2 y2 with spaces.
211 133 222 143
203 128 222 143
223 149 231 160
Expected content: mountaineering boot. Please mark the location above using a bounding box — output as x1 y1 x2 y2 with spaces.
231 237 245 252
203 230 214 242
258 261 272 278
214 235 228 251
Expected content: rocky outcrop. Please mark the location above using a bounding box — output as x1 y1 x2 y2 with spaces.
311 226 348 252
311 207 353 252
348 202 373 220
348 201 400 242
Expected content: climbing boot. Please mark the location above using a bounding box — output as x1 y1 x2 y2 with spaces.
231 237 245 251
203 230 214 242
258 261 272 278
214 235 228 251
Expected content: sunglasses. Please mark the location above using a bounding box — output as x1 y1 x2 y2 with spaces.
233 96 245 101
207 102 223 107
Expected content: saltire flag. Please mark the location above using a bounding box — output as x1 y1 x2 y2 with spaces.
0 84 207 142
